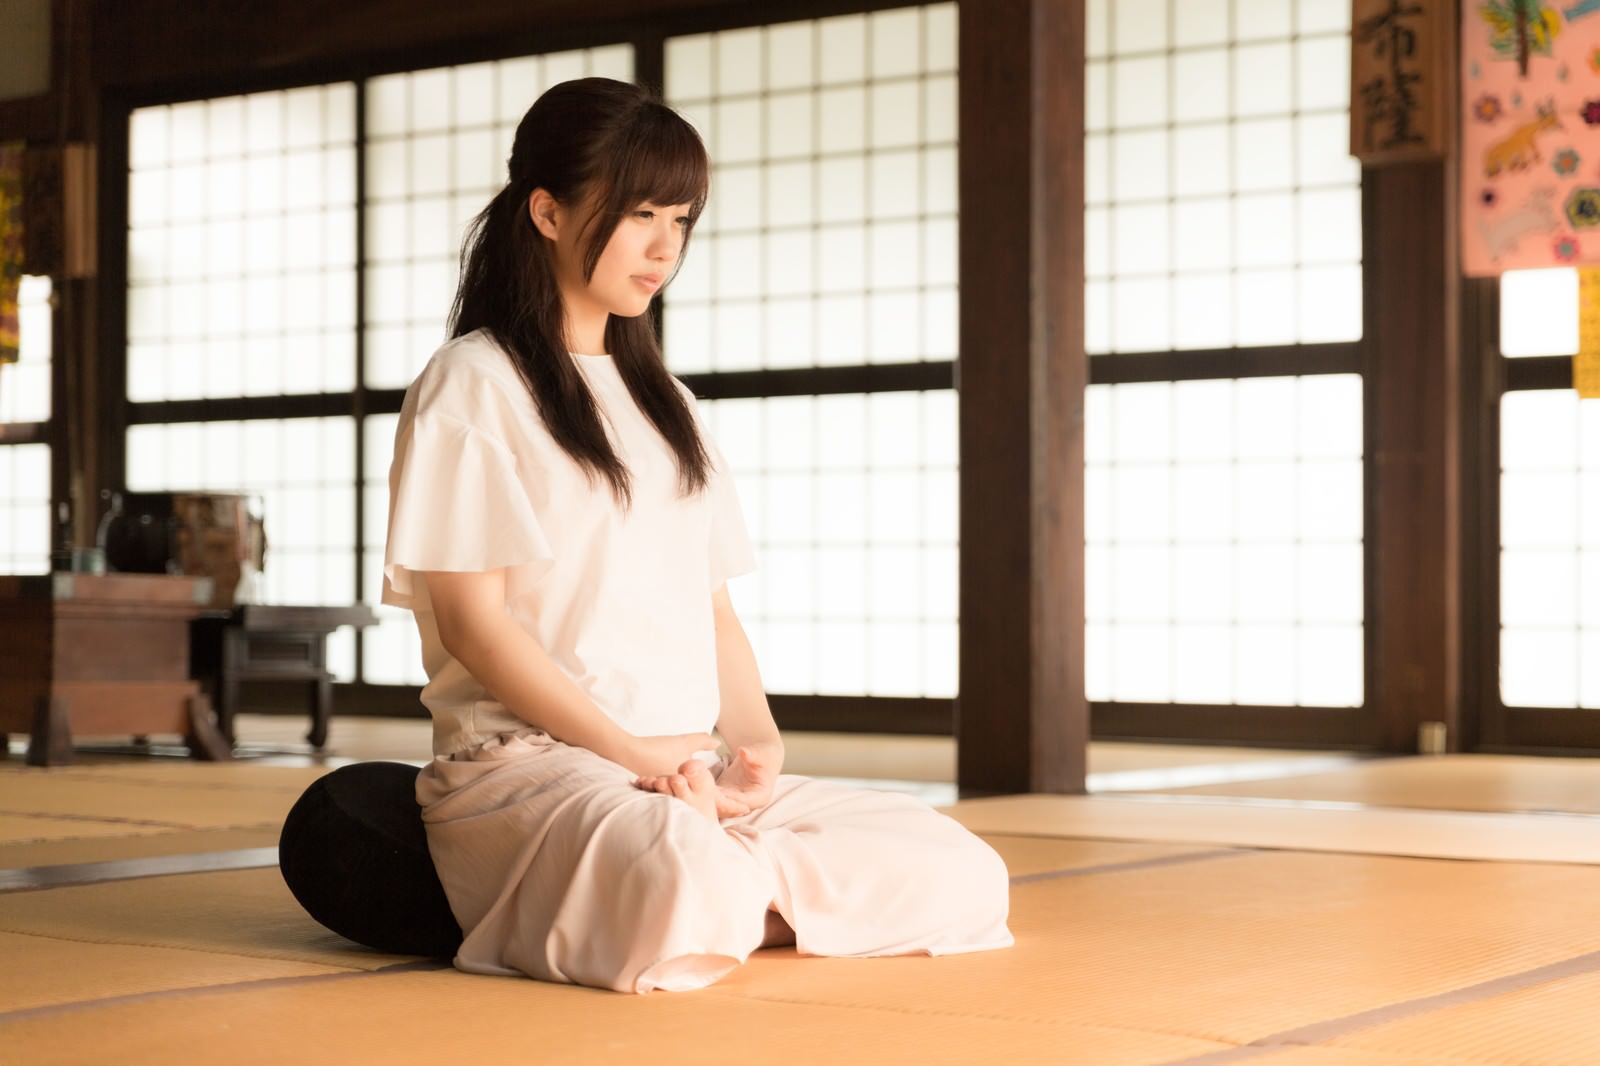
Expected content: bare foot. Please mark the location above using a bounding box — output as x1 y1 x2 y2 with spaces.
665 758 720 825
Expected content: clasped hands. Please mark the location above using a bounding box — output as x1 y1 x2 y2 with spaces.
630 735 780 820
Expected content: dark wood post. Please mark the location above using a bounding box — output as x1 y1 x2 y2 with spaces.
956 0 1087 793
1363 158 1465 752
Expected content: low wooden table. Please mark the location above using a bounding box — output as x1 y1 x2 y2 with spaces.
190 604 377 749
0 573 230 766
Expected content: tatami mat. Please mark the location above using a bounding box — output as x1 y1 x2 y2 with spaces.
1146 754 1600 815
1324 966 1600 1064
981 834 1236 878
0 769 324 833
0 867 414 972
7 848 1600 1064
0 840 1207 967
7 738 1600 1064
949 793 1600 864
0 813 177 845
0 965 1233 1066
0 930 352 1015
0 762 328 789
709 850 1600 1047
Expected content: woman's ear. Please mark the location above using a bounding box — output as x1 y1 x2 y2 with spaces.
528 188 561 241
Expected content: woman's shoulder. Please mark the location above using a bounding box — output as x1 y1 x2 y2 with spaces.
406 331 535 438
417 330 522 388
411 331 523 402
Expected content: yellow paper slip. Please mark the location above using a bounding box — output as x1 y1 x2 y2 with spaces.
1576 265 1600 398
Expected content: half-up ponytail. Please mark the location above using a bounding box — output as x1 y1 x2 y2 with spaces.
448 78 713 506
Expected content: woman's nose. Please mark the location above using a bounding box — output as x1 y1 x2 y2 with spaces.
650 223 682 261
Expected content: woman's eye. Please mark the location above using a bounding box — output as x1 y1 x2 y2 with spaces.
675 216 690 227
635 210 655 220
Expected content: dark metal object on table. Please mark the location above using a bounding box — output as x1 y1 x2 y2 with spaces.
0 573 229 766
190 604 377 749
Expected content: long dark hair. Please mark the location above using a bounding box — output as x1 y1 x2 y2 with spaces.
449 77 711 505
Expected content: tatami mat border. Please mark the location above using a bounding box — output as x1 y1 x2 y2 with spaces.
1160 949 1600 1065
1007 847 1249 884
0 959 450 1026
0 847 281 893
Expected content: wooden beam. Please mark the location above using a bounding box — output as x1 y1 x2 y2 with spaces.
1088 343 1361 385
88 0 933 96
1362 158 1464 753
956 0 1086 795
1092 703 1369 749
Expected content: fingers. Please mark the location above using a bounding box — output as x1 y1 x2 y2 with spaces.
715 792 751 819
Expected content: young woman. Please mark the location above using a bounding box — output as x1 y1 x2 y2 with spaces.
382 76 1012 994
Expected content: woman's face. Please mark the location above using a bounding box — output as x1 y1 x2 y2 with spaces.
592 202 693 315
548 197 692 322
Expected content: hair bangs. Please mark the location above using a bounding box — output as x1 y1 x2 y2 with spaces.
615 102 710 221
579 102 710 280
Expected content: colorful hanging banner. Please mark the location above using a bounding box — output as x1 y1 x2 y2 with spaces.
1459 1 1600 275
0 142 22 366
1580 266 1600 396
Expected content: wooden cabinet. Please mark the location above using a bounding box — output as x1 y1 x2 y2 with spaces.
0 573 229 766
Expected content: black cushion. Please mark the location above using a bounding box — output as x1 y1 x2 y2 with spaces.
279 761 463 958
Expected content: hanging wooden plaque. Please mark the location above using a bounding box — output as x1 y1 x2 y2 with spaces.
1352 0 1451 164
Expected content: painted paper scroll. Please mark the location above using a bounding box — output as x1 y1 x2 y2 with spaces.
1461 0 1600 274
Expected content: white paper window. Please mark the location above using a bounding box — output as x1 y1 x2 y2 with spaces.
0 275 54 575
1499 391 1600 708
1 275 52 424
0 444 51 575
128 86 359 399
360 412 427 686
698 390 958 698
664 5 958 372
1085 0 1361 353
662 7 960 700
1085 374 1365 705
1499 268 1579 358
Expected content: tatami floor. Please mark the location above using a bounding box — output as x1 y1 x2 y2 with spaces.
4 716 1599 1065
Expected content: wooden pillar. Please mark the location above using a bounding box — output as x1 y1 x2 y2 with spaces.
956 0 1086 794
6 0 105 550
1363 159 1464 753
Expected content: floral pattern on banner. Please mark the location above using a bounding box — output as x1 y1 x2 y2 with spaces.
0 143 21 365
1460 0 1600 275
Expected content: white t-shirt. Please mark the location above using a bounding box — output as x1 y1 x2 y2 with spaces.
381 329 756 757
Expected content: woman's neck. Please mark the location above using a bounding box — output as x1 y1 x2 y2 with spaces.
563 290 610 356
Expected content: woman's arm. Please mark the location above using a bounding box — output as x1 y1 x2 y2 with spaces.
710 584 783 759
425 568 716 775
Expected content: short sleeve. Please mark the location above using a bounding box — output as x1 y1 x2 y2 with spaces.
704 433 756 591
382 414 555 608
